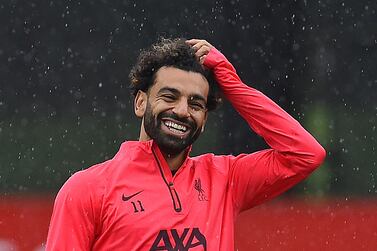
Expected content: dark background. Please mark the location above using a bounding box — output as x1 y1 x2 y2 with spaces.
0 0 376 197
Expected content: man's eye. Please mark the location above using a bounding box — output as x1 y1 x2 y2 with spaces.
190 103 206 111
161 95 176 101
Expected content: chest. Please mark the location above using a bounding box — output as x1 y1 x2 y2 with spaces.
95 161 230 250
104 165 218 227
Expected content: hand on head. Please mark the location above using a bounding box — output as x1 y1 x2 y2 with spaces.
186 39 214 65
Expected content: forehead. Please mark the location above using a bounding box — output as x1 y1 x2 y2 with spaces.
150 67 209 98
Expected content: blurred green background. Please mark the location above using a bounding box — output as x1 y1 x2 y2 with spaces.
0 0 376 197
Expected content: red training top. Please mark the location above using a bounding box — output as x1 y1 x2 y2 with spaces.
46 48 326 251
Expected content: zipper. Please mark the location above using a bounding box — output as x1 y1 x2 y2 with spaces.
168 182 182 212
152 149 182 212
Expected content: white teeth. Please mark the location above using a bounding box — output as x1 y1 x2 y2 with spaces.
164 121 187 132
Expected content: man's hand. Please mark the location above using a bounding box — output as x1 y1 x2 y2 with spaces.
186 39 214 65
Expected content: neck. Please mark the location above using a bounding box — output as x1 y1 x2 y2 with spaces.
138 123 188 171
161 149 187 172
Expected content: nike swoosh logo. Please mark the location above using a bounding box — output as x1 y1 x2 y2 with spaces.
122 190 144 201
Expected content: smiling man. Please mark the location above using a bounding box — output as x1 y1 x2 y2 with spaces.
46 38 326 250
137 67 209 166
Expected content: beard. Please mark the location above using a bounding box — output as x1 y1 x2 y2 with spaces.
143 101 202 156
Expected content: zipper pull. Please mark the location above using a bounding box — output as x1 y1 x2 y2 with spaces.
169 182 182 212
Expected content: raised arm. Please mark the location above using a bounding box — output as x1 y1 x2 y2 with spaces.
187 39 326 213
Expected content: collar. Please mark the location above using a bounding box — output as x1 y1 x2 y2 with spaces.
151 140 192 179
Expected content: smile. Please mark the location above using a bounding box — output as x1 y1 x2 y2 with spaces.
163 120 188 133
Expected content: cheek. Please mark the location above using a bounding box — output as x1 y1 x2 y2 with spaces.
193 114 207 127
153 101 173 113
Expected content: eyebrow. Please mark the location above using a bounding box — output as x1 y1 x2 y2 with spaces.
157 87 207 103
158 87 180 96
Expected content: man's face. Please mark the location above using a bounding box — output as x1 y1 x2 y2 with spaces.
137 66 209 156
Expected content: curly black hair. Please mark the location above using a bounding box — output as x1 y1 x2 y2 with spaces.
129 38 220 111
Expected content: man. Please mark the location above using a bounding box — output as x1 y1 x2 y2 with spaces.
46 38 326 250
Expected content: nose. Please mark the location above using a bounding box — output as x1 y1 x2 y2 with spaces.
172 99 190 118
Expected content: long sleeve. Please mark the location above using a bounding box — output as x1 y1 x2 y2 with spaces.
204 48 326 213
45 171 101 250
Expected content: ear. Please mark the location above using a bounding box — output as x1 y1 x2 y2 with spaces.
134 90 147 118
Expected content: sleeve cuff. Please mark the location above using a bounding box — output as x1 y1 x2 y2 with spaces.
203 47 228 69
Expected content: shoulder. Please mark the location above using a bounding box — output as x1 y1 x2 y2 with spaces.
191 151 265 174
57 162 105 201
56 140 150 199
191 153 236 175
56 150 122 205
65 140 146 187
